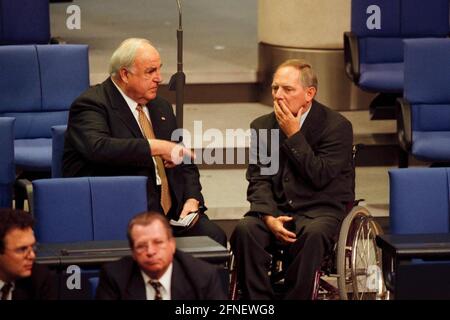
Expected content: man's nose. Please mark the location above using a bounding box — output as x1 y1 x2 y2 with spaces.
154 70 162 83
273 88 283 99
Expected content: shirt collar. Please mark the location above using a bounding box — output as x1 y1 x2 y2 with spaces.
140 262 173 295
300 102 312 127
111 77 140 110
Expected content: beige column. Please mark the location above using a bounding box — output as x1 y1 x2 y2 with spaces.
258 0 374 110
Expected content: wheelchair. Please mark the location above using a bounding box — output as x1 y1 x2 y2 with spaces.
229 205 388 300
229 145 389 300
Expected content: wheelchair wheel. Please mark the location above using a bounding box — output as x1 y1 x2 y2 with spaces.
336 206 388 300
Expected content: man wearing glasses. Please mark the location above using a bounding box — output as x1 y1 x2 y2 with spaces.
0 209 57 300
95 211 226 300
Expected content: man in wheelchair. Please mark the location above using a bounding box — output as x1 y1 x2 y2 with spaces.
230 59 354 300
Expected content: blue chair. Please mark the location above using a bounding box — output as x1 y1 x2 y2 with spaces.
0 0 50 45
397 38 450 167
32 176 148 243
389 168 450 234
0 117 15 208
345 0 449 119
51 125 67 178
0 44 89 174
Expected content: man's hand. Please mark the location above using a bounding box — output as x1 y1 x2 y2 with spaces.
149 139 195 167
179 198 200 218
262 215 297 244
274 100 304 138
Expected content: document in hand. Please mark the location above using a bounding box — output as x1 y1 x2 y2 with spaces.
169 211 199 228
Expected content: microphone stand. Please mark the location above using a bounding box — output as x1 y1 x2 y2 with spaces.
169 0 185 130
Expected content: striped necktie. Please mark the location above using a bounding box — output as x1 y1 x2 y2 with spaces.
1 282 12 300
149 280 163 300
136 105 172 214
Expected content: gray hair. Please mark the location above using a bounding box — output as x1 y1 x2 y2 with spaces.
275 59 318 91
109 38 153 77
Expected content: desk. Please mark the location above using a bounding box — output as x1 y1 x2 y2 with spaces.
35 236 230 299
36 236 229 267
376 234 450 299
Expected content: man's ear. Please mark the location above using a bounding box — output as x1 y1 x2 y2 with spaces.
305 87 316 102
118 68 129 84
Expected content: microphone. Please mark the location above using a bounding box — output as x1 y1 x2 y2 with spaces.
169 0 185 130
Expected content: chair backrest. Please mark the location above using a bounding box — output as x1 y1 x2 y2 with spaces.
404 39 450 132
0 0 50 45
402 38 450 161
51 125 67 178
389 168 450 234
352 0 449 64
0 44 89 139
0 117 15 208
33 176 148 242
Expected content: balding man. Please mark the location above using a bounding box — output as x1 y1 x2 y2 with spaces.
63 38 226 246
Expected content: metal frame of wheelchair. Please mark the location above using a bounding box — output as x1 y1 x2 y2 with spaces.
229 205 389 300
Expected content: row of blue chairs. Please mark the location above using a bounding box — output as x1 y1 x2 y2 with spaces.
0 44 89 208
345 0 450 120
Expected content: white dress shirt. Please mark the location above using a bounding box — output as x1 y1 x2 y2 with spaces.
140 263 173 300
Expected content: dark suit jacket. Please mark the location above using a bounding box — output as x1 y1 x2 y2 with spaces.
62 78 204 218
95 250 227 300
11 264 58 300
247 100 354 219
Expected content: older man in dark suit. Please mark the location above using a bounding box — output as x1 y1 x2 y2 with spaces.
231 59 354 300
96 211 226 300
62 38 226 247
0 208 57 300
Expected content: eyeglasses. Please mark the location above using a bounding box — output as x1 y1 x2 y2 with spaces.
134 240 168 254
6 244 37 257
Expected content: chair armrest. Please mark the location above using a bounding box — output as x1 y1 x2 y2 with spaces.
15 179 34 214
343 31 360 83
396 98 412 152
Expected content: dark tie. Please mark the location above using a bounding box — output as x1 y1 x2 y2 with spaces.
149 280 163 300
1 282 12 300
136 105 172 214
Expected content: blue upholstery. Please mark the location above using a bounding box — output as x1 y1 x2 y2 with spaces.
88 277 99 299
51 125 67 178
0 44 89 172
0 117 15 208
349 0 450 93
33 178 94 242
389 168 450 234
0 0 50 45
90 177 149 240
401 0 449 37
14 139 52 171
359 63 404 92
403 38 450 161
32 176 148 243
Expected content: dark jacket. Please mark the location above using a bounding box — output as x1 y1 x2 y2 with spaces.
246 100 354 219
12 264 58 300
95 250 226 300
62 78 204 218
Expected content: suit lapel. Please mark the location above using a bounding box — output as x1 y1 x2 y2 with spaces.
125 262 147 300
299 100 325 146
170 256 193 299
104 78 144 138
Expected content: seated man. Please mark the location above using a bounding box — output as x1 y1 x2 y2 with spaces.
231 59 354 299
0 208 57 300
62 37 226 247
96 211 227 300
